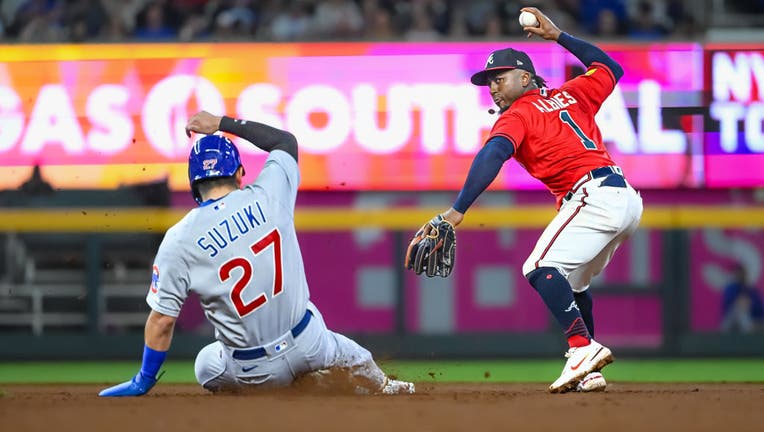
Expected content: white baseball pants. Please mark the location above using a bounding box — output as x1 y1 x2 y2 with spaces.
522 173 643 292
194 301 387 392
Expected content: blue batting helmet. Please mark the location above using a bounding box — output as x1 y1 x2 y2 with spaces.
188 135 243 204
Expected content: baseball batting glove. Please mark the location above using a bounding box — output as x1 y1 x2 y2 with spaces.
404 214 456 278
99 371 160 397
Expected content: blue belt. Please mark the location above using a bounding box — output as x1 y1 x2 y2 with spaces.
564 166 625 201
232 310 313 361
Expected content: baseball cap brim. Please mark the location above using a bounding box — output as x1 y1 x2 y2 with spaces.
470 66 518 86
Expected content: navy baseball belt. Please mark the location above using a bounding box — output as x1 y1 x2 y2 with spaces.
232 309 313 361
564 166 625 202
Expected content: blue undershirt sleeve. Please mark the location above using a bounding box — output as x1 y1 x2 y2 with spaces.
557 32 623 82
452 136 515 213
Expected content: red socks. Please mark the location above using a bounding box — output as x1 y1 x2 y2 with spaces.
568 335 590 348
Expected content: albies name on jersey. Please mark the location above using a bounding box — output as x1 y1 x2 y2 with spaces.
530 90 578 114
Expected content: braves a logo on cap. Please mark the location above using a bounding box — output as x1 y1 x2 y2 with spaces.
486 53 494 67
516 59 524 65
203 159 218 170
149 265 160 294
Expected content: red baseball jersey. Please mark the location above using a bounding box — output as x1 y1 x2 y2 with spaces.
488 62 618 208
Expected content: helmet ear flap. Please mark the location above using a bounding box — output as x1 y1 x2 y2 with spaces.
191 182 202 204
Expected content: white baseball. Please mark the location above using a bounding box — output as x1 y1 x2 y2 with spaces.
519 11 539 27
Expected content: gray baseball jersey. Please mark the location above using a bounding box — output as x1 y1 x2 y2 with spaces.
147 147 404 394
147 150 309 348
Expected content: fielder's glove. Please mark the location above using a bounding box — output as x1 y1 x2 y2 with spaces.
404 214 456 278
99 371 160 397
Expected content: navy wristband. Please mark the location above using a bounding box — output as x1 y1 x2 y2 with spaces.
139 345 166 379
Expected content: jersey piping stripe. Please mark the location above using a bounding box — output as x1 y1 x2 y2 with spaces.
535 188 589 269
490 133 519 152
568 173 593 196
588 62 616 87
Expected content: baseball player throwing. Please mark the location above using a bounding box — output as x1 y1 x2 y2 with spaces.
409 7 642 393
99 111 414 396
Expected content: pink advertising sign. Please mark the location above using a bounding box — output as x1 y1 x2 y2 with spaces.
0 41 706 192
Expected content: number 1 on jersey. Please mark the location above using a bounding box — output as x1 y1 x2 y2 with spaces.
559 110 597 150
219 228 283 318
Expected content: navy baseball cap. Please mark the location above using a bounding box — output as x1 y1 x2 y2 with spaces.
470 48 536 86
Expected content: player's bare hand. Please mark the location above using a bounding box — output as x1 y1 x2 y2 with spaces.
441 208 464 228
520 7 562 41
185 111 222 137
419 209 460 238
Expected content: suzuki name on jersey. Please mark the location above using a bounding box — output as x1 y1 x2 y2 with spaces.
531 90 578 113
196 202 268 257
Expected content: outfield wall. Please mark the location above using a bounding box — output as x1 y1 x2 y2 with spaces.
1 189 762 359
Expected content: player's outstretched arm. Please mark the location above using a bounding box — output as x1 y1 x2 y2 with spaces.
99 311 176 397
185 111 298 162
520 7 623 81
405 137 513 276
450 136 515 218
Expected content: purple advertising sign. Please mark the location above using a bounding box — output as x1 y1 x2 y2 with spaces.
704 47 764 187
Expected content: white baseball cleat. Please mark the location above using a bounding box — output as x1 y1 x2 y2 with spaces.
380 378 416 395
549 339 613 393
576 372 607 392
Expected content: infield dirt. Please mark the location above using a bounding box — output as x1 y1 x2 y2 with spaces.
1 383 762 432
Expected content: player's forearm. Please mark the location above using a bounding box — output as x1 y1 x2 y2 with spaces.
557 32 624 81
219 116 299 161
452 137 514 213
144 310 176 351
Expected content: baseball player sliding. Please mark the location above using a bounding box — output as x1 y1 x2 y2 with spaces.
100 111 414 396
407 7 642 393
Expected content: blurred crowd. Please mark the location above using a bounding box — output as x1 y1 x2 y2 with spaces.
0 0 711 43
